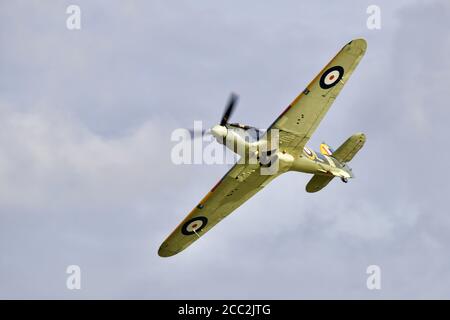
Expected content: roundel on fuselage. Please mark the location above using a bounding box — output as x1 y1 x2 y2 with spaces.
303 147 316 160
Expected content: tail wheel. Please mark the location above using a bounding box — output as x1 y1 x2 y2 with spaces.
341 177 348 183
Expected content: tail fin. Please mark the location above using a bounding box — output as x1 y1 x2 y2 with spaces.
333 133 366 163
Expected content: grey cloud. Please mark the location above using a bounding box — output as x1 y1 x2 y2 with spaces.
1 0 450 299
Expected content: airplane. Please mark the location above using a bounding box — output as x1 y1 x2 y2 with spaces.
159 38 367 257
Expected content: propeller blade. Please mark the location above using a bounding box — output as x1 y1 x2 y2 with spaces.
220 93 239 126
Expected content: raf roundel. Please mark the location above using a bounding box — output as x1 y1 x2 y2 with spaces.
181 217 208 235
319 66 344 89
303 147 316 160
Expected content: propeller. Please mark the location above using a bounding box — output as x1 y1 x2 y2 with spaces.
220 93 239 126
187 93 239 138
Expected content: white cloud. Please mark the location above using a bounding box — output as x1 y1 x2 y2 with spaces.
1 0 450 299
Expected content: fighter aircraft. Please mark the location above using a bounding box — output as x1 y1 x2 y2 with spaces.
159 38 367 257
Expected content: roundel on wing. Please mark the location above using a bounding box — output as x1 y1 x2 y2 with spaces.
319 66 344 89
181 216 208 235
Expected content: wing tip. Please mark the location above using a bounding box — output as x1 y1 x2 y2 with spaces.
158 242 178 258
346 38 367 53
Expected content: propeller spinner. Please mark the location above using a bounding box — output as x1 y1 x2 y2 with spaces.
189 93 238 138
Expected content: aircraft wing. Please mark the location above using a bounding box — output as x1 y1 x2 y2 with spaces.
158 163 278 257
265 39 367 153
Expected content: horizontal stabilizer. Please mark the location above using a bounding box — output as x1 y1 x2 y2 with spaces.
306 175 334 193
333 133 366 163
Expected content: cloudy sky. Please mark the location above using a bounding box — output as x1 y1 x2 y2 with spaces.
1 0 450 299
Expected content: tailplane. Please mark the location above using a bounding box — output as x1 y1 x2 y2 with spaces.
305 133 366 193
332 133 366 163
306 175 334 193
